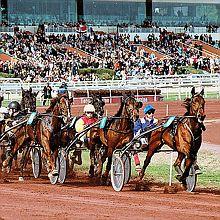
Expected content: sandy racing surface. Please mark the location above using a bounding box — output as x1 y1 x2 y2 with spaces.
0 100 220 219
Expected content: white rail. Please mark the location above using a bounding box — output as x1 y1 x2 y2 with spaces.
0 73 219 101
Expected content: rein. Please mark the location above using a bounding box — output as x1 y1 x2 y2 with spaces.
105 128 133 134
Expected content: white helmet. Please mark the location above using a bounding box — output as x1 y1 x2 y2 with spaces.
84 104 95 113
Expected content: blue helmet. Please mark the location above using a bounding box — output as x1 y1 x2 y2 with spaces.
144 104 155 114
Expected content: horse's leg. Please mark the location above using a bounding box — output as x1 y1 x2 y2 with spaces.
52 147 59 176
42 141 54 176
13 152 19 170
89 149 95 177
96 147 107 180
19 146 30 181
174 152 185 178
139 143 163 180
179 154 195 186
101 156 112 185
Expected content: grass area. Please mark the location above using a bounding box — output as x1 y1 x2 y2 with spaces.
162 91 220 101
76 149 220 189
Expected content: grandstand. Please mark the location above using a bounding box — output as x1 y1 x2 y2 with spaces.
0 0 219 104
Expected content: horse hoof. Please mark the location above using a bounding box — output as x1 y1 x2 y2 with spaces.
52 170 59 176
175 175 182 182
3 178 10 183
100 176 108 185
18 177 24 181
48 172 53 178
88 173 94 178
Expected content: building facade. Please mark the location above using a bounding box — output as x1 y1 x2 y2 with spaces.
0 0 219 26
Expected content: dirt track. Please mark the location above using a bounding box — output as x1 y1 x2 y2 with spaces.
0 100 220 219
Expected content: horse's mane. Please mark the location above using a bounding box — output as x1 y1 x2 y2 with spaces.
114 99 125 117
46 97 58 113
46 94 68 113
182 92 202 116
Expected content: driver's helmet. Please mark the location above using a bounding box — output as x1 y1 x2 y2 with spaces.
8 101 21 112
83 104 95 113
144 104 155 114
60 82 67 88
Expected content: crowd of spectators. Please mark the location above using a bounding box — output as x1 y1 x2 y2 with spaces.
0 25 219 82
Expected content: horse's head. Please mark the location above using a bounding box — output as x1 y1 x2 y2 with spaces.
123 96 143 122
90 94 105 117
53 94 72 123
183 87 206 122
21 87 38 112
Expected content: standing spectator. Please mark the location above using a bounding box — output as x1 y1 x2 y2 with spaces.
43 82 52 105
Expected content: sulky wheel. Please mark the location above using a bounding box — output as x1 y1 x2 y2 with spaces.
49 157 60 185
186 165 197 192
111 155 125 192
181 159 197 192
121 152 131 184
58 150 67 184
31 147 42 178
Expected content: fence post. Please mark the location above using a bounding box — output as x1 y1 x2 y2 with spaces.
166 104 169 116
154 88 157 101
169 152 174 186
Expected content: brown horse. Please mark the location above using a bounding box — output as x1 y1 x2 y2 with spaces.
2 94 71 180
89 95 142 183
139 87 206 186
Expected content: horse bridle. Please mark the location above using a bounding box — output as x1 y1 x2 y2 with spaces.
56 96 70 123
190 94 205 122
123 96 138 120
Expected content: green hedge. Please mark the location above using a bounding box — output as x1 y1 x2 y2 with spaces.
176 66 204 75
78 68 115 80
0 72 15 78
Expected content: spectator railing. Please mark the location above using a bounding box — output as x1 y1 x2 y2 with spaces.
118 26 220 34
0 26 14 33
0 74 219 95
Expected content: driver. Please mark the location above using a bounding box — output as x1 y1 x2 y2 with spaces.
133 104 158 174
7 101 23 120
69 104 97 166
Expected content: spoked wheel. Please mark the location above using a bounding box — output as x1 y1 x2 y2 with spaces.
181 159 197 192
49 157 60 185
121 152 131 184
186 165 197 192
58 150 67 184
31 148 42 178
111 155 125 192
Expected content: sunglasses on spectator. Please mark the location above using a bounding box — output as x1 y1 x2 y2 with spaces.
86 112 94 114
146 110 155 114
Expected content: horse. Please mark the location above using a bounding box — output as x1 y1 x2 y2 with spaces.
2 94 71 181
7 87 39 170
20 87 38 112
139 87 206 187
89 94 105 118
0 95 3 108
88 95 143 183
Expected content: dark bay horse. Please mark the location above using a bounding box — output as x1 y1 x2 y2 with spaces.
0 95 3 107
60 94 105 176
89 95 142 183
21 87 38 112
2 94 71 180
139 87 206 187
89 94 105 118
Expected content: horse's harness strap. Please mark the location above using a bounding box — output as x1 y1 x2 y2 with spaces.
183 121 195 142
